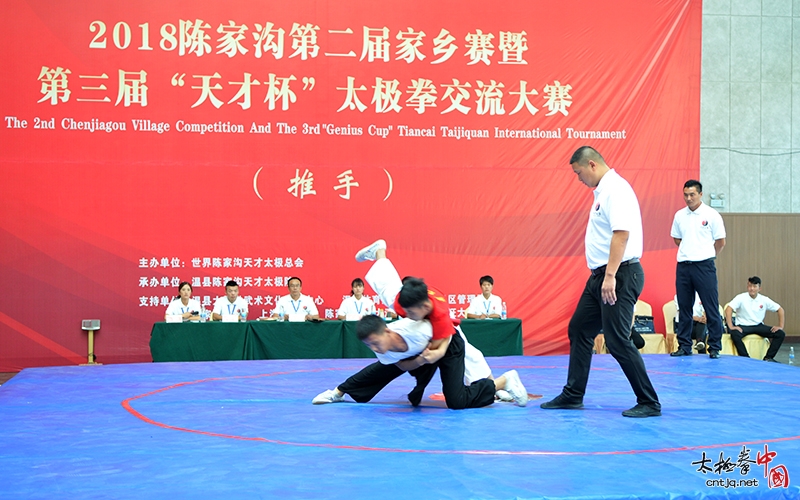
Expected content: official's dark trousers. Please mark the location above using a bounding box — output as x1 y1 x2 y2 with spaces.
562 262 660 407
730 324 785 359
676 259 723 353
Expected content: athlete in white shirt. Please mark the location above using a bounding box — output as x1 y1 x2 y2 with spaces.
164 281 202 321
312 315 528 407
466 275 503 319
337 278 375 320
724 276 785 362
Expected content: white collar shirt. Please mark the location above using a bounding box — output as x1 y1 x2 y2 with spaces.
466 294 503 316
671 202 726 262
375 318 433 365
276 293 319 316
728 292 780 326
584 169 643 270
337 296 375 318
212 296 248 315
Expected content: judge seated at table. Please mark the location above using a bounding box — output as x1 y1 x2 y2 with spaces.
337 278 375 320
466 275 503 319
211 280 249 322
165 281 202 321
273 277 320 321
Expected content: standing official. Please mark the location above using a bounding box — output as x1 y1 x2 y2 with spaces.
540 146 661 418
670 180 726 358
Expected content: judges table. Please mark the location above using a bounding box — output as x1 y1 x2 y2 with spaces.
150 318 523 362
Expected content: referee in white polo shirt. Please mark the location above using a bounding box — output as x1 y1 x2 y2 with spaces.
670 180 726 358
541 146 661 418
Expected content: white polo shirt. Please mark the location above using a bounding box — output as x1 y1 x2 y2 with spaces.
337 296 375 318
671 202 725 262
166 298 202 317
466 294 503 316
728 292 780 326
585 169 643 270
212 296 248 316
275 294 319 317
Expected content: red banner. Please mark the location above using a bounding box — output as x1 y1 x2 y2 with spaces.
0 0 701 371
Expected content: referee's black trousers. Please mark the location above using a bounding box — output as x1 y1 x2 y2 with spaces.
562 262 660 407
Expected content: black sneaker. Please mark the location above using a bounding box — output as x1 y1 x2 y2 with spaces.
622 403 661 418
540 393 583 410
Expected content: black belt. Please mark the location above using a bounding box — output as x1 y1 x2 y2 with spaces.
591 258 639 277
678 257 715 265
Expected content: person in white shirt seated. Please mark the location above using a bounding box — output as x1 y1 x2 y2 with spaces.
211 280 249 321
337 278 375 320
165 281 202 321
465 275 503 319
724 276 786 362
272 276 320 321
674 293 713 354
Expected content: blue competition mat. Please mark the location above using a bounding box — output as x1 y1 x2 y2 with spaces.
1 355 798 499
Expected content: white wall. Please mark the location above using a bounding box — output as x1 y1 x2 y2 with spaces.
701 0 800 212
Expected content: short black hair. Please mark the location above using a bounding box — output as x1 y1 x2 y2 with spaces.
684 179 703 193
479 275 493 286
398 277 429 309
356 315 386 341
569 146 605 166
748 276 762 286
225 280 238 288
288 277 302 286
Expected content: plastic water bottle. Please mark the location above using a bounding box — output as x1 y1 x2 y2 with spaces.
240 309 247 322
789 346 795 365
501 302 507 320
278 309 284 322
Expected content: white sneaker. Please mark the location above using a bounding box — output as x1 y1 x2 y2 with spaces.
355 239 387 262
495 389 514 402
501 370 528 407
312 389 345 404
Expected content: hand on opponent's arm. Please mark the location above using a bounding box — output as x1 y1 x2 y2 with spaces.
419 336 451 365
396 356 424 372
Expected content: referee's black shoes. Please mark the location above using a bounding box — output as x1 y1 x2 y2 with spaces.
539 393 584 410
709 350 720 359
622 404 662 418
670 350 691 356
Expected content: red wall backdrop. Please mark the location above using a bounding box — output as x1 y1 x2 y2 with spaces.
0 0 701 371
